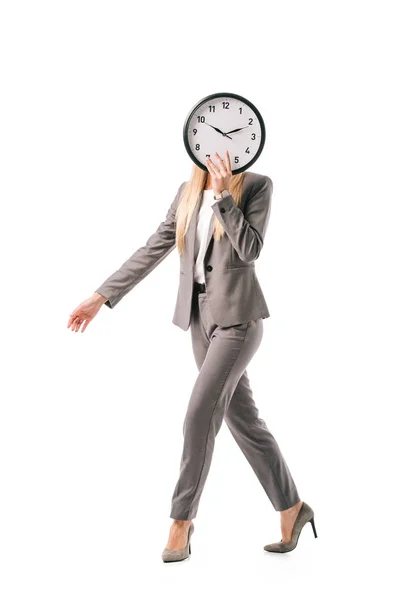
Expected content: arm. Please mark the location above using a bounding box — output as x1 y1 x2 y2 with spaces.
94 181 186 308
211 176 273 262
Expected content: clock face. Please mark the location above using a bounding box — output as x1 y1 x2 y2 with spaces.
183 92 266 174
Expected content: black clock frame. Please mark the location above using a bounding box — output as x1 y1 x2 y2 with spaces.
183 92 266 175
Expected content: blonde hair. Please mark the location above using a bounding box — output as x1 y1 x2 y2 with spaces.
175 164 245 255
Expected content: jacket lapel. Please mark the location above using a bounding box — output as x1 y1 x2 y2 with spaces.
186 191 201 265
204 213 216 256
186 191 215 265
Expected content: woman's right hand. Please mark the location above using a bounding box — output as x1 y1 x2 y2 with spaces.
67 292 107 333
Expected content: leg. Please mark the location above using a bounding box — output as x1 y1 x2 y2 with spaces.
164 293 209 552
224 370 301 511
185 294 300 512
170 294 263 520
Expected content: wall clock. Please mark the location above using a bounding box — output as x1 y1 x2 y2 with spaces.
183 92 266 175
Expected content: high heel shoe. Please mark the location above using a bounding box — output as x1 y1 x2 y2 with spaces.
263 501 317 553
161 522 194 563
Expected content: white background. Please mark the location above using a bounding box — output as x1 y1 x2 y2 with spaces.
1 1 399 598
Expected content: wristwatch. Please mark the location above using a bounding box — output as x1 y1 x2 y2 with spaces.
213 189 230 200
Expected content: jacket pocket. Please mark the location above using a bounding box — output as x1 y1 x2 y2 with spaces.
228 246 255 269
226 264 255 270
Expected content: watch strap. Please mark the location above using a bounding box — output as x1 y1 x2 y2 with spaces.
213 189 230 200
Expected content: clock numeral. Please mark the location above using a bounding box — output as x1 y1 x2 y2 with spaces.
222 101 230 109
208 105 215 112
197 115 205 123
239 107 243 114
206 154 210 158
248 117 253 125
245 147 250 154
195 143 200 150
234 156 239 164
251 133 256 140
193 128 197 135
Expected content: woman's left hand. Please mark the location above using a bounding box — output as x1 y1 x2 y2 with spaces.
205 151 232 195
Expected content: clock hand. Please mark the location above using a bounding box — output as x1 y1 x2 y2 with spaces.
206 123 224 134
225 125 250 135
205 122 233 140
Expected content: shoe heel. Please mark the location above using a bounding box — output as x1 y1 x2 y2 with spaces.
309 516 317 538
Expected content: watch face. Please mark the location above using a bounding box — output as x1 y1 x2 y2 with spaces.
183 92 266 174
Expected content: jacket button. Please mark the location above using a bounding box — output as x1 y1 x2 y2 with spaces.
221 207 226 213
206 265 213 272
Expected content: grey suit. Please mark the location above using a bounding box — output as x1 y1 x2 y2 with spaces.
95 170 301 520
95 170 272 330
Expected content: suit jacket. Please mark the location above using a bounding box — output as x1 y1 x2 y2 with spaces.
94 170 273 331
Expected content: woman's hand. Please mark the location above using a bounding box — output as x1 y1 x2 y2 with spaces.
205 150 232 195
67 293 107 333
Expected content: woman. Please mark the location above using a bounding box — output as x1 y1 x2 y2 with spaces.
68 151 317 562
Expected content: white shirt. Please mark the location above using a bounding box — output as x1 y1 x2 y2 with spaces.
193 188 216 283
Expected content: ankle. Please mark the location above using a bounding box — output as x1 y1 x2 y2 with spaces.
281 500 302 515
172 519 192 527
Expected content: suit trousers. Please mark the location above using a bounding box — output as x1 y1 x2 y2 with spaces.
169 286 301 521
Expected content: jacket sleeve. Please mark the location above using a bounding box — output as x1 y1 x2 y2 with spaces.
94 181 186 308
211 175 273 262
